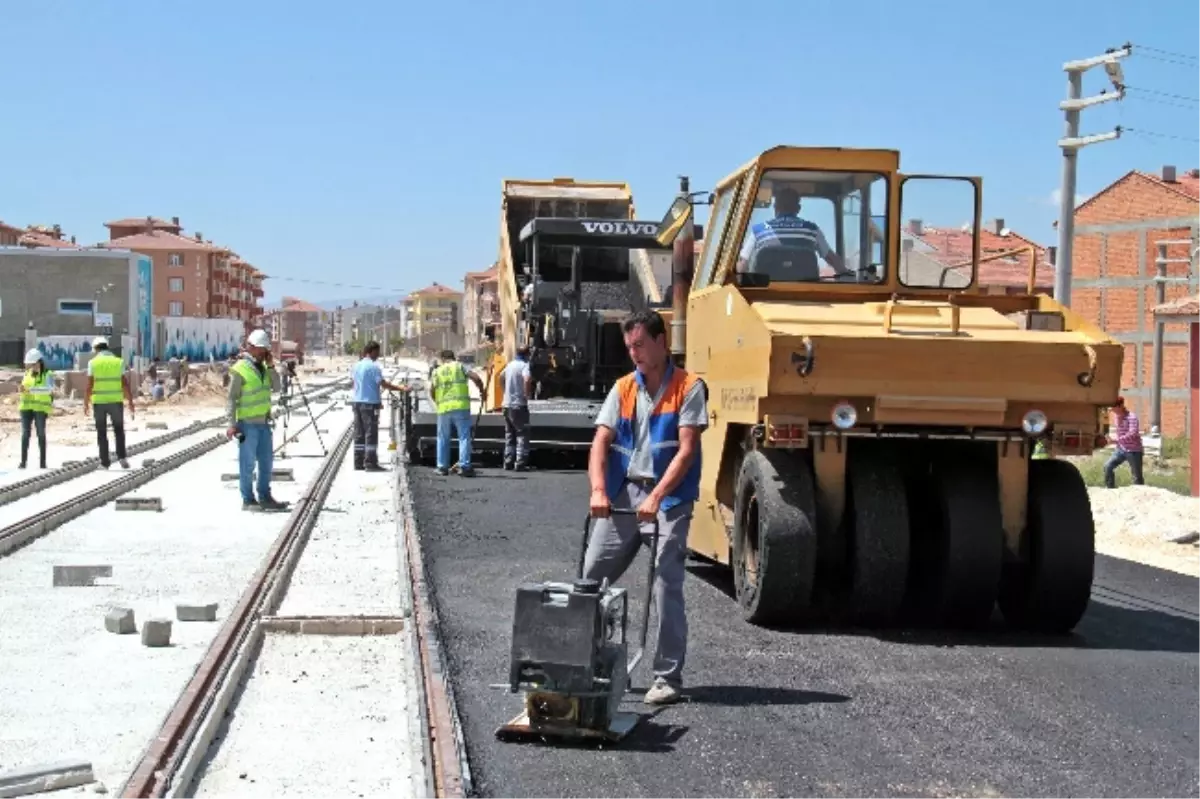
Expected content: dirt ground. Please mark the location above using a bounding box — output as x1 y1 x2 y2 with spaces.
1089 484 1199 578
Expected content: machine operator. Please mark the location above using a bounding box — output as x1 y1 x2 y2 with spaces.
740 186 849 275
586 309 707 706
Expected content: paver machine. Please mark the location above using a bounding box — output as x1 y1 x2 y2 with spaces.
404 177 673 465
652 145 1123 633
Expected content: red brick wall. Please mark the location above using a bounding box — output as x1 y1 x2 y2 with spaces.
1072 172 1198 436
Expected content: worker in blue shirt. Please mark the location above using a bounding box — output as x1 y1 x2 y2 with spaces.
739 186 849 276
351 341 405 471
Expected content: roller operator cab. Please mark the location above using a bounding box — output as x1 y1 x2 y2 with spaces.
660 146 1124 634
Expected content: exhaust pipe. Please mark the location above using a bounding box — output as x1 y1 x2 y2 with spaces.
670 175 694 366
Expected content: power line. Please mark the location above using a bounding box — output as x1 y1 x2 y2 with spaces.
1119 125 1200 144
1131 43 1198 62
1124 86 1199 108
260 275 408 293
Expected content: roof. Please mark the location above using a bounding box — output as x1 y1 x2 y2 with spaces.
1071 169 1200 218
1152 294 1199 318
18 230 78 249
410 282 462 297
97 230 229 253
281 300 325 313
465 264 499 281
902 222 1053 288
105 216 180 230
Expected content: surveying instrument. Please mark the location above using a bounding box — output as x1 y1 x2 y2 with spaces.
276 360 328 459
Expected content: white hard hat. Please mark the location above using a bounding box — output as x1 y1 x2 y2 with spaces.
247 329 270 348
23 348 42 366
92 335 108 349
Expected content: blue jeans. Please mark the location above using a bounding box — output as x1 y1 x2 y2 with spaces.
436 409 473 470
1104 447 1144 488
237 422 274 503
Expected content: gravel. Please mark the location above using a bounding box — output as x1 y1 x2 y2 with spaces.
190 633 421 798
1088 485 1200 543
407 462 1199 798
0 409 352 791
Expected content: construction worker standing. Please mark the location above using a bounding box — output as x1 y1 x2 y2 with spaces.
586 309 707 706
351 340 405 472
18 348 54 469
84 336 134 470
499 347 533 471
430 349 484 477
225 329 288 512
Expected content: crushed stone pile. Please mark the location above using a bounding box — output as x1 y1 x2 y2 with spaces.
1089 485 1200 544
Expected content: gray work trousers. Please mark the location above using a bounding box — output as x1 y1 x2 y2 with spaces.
353 402 381 466
503 406 530 465
93 403 127 466
582 480 692 687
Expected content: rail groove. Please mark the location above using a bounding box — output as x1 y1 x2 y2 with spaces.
0 380 348 559
395 417 473 798
119 421 355 798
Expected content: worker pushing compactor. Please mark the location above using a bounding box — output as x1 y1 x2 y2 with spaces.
586 309 707 706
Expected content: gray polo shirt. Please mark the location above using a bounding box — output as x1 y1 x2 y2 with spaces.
595 370 708 479
500 358 532 408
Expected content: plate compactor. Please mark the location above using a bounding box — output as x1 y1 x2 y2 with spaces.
494 510 659 744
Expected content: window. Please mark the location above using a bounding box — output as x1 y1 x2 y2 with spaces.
58 299 96 315
168 301 184 316
168 253 183 267
693 177 743 292
736 168 889 285
168 277 184 292
897 176 980 289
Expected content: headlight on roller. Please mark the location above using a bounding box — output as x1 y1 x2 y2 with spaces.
831 401 858 430
1022 410 1048 435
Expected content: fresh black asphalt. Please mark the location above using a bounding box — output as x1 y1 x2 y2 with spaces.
407 464 1200 798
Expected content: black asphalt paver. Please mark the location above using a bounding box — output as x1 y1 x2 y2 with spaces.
408 465 1200 798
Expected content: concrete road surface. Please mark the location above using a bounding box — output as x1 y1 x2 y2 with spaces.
407 465 1199 798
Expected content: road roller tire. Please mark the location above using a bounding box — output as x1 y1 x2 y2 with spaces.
843 444 911 625
998 459 1096 633
732 449 818 626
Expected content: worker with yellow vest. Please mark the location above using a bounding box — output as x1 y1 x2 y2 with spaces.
85 336 134 470
429 349 484 477
225 329 289 512
18 348 55 469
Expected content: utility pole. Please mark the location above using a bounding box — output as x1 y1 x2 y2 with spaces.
1054 44 1130 306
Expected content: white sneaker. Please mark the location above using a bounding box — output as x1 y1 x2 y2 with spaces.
643 677 681 705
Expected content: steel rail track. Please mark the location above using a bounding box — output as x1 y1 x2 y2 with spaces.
119 420 355 797
120 367 406 797
0 378 347 507
0 380 350 559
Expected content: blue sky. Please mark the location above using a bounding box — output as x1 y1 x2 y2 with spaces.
2 0 1197 306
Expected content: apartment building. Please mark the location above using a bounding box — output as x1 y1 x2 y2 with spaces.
269 296 329 357
462 264 500 351
401 282 463 353
96 216 264 332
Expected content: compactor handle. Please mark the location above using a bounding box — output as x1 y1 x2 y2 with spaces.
1077 344 1098 387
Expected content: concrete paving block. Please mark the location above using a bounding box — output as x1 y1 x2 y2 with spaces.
176 602 218 622
141 618 172 647
220 473 239 481
141 458 156 468
104 607 136 634
115 496 163 512
0 759 94 796
271 468 294 481
53 565 112 587
146 421 168 430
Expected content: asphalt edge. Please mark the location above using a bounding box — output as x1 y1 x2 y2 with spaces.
392 407 475 798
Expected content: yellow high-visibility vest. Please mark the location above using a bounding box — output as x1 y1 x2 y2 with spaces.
19 370 53 414
433 361 470 414
232 359 273 420
90 352 125 405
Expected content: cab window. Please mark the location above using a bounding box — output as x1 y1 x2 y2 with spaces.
735 168 888 285
693 178 742 291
